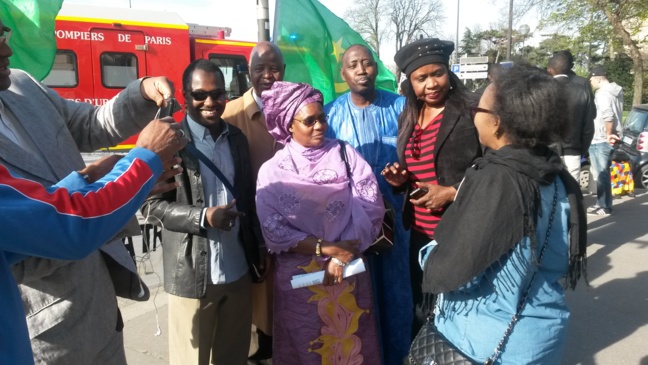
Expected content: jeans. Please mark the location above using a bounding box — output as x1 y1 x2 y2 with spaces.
589 142 613 209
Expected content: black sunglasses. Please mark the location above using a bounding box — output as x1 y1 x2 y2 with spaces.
293 114 328 127
470 106 495 119
189 90 226 101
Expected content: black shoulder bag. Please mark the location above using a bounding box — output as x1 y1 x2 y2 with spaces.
338 140 395 255
183 143 265 282
184 143 240 199
407 180 559 365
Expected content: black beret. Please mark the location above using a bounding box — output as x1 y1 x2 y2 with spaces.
394 38 455 77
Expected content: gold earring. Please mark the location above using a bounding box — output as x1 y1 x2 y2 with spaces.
493 129 500 137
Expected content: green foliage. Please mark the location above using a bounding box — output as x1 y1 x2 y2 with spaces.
471 29 508 63
459 27 481 56
539 0 647 104
600 54 639 109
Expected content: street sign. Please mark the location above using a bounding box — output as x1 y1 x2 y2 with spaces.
457 72 488 80
460 56 488 64
461 64 488 72
451 64 461 73
500 61 514 69
458 56 489 80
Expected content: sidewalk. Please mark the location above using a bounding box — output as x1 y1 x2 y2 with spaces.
118 243 169 365
118 238 271 365
120 191 648 364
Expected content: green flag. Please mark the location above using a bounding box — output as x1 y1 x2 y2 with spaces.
274 0 397 104
0 0 63 80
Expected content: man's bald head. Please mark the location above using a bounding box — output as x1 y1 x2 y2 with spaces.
340 44 377 100
249 41 285 97
341 44 374 64
250 41 284 65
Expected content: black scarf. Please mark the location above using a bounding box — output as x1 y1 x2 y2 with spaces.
422 145 587 295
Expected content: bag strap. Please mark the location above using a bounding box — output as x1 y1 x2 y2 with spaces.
184 142 240 199
338 140 352 188
485 180 559 364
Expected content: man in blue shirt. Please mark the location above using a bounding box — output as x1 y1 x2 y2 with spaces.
325 44 410 365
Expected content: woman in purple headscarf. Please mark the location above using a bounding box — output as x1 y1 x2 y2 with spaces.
256 81 384 365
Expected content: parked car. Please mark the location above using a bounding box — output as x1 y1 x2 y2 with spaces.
618 104 648 188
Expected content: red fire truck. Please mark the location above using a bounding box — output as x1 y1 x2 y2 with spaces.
44 4 256 150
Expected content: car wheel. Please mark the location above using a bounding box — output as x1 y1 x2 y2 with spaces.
580 164 591 192
640 164 648 188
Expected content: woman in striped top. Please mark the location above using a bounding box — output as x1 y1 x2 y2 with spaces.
384 38 482 336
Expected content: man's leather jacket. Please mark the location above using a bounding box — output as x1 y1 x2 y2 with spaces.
141 118 265 298
555 76 596 156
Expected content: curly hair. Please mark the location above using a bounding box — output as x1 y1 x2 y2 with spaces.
491 64 567 148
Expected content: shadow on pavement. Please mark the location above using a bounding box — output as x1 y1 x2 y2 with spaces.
583 189 648 282
563 190 648 364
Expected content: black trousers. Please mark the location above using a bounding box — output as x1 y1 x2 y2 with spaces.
409 228 433 339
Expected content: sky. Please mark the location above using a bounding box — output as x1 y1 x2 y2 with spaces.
64 0 542 66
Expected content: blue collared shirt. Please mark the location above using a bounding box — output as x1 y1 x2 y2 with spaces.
187 116 248 284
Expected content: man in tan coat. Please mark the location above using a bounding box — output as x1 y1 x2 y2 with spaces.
221 41 285 362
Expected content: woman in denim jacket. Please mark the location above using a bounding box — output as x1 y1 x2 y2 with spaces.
417 65 587 364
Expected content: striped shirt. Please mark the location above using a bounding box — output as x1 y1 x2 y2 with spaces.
405 113 444 238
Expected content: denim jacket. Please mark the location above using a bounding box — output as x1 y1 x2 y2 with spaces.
422 179 571 364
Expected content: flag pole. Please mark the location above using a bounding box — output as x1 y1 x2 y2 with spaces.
272 0 280 43
257 0 270 41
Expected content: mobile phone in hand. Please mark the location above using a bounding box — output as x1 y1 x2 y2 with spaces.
158 98 177 119
409 187 428 199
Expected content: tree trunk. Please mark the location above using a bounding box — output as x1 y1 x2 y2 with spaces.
631 54 644 105
601 5 644 105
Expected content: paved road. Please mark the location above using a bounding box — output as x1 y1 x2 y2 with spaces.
120 191 648 365
563 190 648 365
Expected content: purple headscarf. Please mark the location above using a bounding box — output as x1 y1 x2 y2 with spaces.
261 81 323 144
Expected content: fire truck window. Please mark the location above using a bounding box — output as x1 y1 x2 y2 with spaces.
208 55 251 100
101 52 138 88
42 50 78 87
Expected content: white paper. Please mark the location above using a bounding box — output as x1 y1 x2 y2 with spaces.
290 258 366 289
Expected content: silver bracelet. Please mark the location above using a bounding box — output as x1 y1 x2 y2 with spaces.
331 257 347 267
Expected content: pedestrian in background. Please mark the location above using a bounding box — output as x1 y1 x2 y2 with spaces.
588 66 624 216
547 52 596 182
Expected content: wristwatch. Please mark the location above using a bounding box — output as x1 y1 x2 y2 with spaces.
315 238 323 257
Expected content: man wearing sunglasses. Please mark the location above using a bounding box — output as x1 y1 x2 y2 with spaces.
142 59 263 365
0 16 180 365
0 25 12 89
